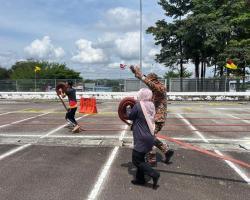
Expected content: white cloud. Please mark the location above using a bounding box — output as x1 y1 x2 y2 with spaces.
71 39 108 64
0 51 17 68
148 48 159 60
24 36 65 59
107 7 140 28
115 32 140 60
96 7 140 32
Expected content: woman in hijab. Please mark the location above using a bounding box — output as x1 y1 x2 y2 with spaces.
127 88 160 189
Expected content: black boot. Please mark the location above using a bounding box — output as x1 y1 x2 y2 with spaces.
164 149 174 163
131 180 145 186
152 174 160 189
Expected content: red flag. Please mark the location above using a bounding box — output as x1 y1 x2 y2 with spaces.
226 59 237 70
226 59 233 65
120 64 126 70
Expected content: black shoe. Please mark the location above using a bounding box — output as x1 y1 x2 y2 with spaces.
164 149 174 163
131 180 145 186
152 175 160 189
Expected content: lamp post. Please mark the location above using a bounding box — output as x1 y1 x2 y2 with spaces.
139 0 142 71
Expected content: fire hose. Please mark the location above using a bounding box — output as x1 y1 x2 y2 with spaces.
117 97 136 126
56 82 68 111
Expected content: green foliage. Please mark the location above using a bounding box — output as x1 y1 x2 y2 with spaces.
9 60 82 80
164 69 192 79
0 66 10 79
147 0 192 77
147 0 250 78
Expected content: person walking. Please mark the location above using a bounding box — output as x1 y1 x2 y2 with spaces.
130 66 174 165
58 80 80 133
127 88 160 189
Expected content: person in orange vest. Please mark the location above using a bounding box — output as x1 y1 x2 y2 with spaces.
130 65 174 166
58 80 80 132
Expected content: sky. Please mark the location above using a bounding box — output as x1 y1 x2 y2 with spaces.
0 0 174 79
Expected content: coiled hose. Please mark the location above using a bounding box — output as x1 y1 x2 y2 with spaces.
55 82 66 95
118 97 136 126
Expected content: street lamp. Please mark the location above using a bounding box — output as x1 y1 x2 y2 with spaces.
139 0 142 72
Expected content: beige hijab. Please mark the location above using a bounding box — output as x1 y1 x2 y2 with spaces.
137 88 155 135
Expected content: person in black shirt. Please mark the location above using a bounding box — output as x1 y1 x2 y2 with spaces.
59 80 80 132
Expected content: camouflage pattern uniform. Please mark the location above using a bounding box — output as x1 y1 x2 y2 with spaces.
138 75 169 161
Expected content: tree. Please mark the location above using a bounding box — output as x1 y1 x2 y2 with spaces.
147 0 192 73
147 0 192 91
10 60 82 80
217 0 250 78
0 66 10 79
164 68 192 79
148 0 250 83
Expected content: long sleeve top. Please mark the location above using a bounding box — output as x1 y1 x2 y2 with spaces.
127 103 154 153
139 76 167 123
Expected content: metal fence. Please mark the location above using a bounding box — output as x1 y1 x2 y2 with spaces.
0 79 123 92
168 77 250 92
0 77 249 92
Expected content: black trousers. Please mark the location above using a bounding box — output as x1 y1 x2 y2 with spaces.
65 107 77 126
132 149 160 182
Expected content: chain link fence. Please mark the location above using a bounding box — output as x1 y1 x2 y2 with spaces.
0 79 123 92
0 77 249 92
168 77 250 92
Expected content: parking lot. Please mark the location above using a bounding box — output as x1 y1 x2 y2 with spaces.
0 100 249 200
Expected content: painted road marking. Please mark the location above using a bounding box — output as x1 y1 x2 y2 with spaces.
228 114 250 124
215 108 250 110
0 144 31 161
0 134 249 144
177 114 250 184
0 111 21 116
0 113 50 128
0 115 88 161
0 108 35 116
87 125 128 200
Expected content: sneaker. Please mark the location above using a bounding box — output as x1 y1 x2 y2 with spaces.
72 125 80 133
131 180 145 186
164 149 174 163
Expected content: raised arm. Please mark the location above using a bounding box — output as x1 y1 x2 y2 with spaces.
130 66 165 93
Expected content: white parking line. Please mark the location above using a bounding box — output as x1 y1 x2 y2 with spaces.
1 134 249 144
0 115 88 161
0 111 19 116
39 115 88 139
0 112 50 128
0 144 31 161
87 124 128 200
177 113 250 184
227 114 250 124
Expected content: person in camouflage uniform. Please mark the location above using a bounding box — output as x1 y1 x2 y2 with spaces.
130 65 174 165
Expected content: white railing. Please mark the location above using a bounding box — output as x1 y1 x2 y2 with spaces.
0 92 249 101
